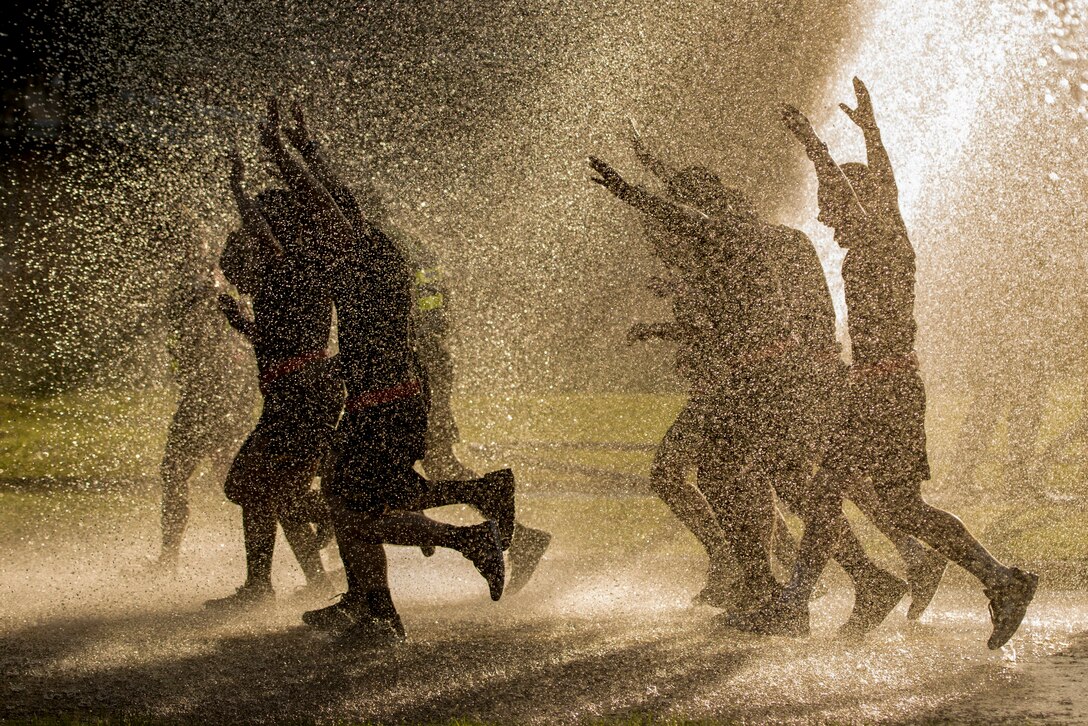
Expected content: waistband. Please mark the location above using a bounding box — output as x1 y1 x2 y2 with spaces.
258 349 329 394
850 351 918 378
345 378 422 413
689 335 799 395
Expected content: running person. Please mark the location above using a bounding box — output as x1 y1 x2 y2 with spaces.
626 136 922 623
256 100 513 644
288 102 550 597
156 229 256 571
589 155 862 617
203 152 341 611
765 79 1037 649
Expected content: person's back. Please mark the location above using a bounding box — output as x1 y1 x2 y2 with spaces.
333 230 417 396
838 162 918 368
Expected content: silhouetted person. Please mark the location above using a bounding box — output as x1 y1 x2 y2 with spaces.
769 78 1037 650
626 133 925 627
156 228 256 571
625 130 799 605
258 100 514 644
203 152 342 611
589 155 883 622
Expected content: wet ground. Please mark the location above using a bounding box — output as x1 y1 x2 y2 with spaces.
1 488 1086 724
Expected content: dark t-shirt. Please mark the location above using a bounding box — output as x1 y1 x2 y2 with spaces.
330 227 417 395
251 254 333 371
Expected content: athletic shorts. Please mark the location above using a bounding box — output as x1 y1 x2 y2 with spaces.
826 365 930 486
322 392 429 514
224 361 343 508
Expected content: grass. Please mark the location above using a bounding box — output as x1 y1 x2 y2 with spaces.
1 387 1087 574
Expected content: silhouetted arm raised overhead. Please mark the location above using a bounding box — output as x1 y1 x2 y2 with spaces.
628 118 675 184
228 148 283 258
840 77 897 198
781 104 867 228
257 98 352 245
589 156 710 240
283 100 364 223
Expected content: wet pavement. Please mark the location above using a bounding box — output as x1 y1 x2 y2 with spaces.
1 490 1086 724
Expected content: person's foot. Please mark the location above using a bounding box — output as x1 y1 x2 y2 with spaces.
840 569 908 640
461 521 506 601
335 616 405 648
505 523 552 596
906 546 947 620
715 599 810 637
692 559 736 609
986 568 1039 650
292 572 339 603
204 582 274 612
469 469 516 550
302 594 367 633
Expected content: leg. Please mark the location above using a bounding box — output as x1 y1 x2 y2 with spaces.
204 503 277 611
158 433 202 568
846 476 946 619
402 468 517 550
879 480 1038 649
281 519 326 583
651 405 733 565
700 459 778 604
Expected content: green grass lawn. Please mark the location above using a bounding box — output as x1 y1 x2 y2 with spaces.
1 388 1086 579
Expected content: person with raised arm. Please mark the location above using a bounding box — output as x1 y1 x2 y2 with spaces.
763 79 1037 650
589 155 868 617
201 150 343 611
257 99 514 644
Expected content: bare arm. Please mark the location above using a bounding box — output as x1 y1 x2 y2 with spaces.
781 104 867 226
839 77 897 197
217 293 257 340
589 156 711 241
257 98 352 243
283 101 363 222
229 149 283 257
629 118 674 184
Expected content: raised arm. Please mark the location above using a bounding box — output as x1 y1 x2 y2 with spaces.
781 104 867 229
257 98 352 243
628 118 675 184
589 156 711 241
229 149 283 258
282 101 364 223
839 77 897 197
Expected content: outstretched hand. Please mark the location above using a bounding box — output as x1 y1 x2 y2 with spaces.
588 156 628 196
257 97 283 151
283 99 310 150
839 77 876 130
